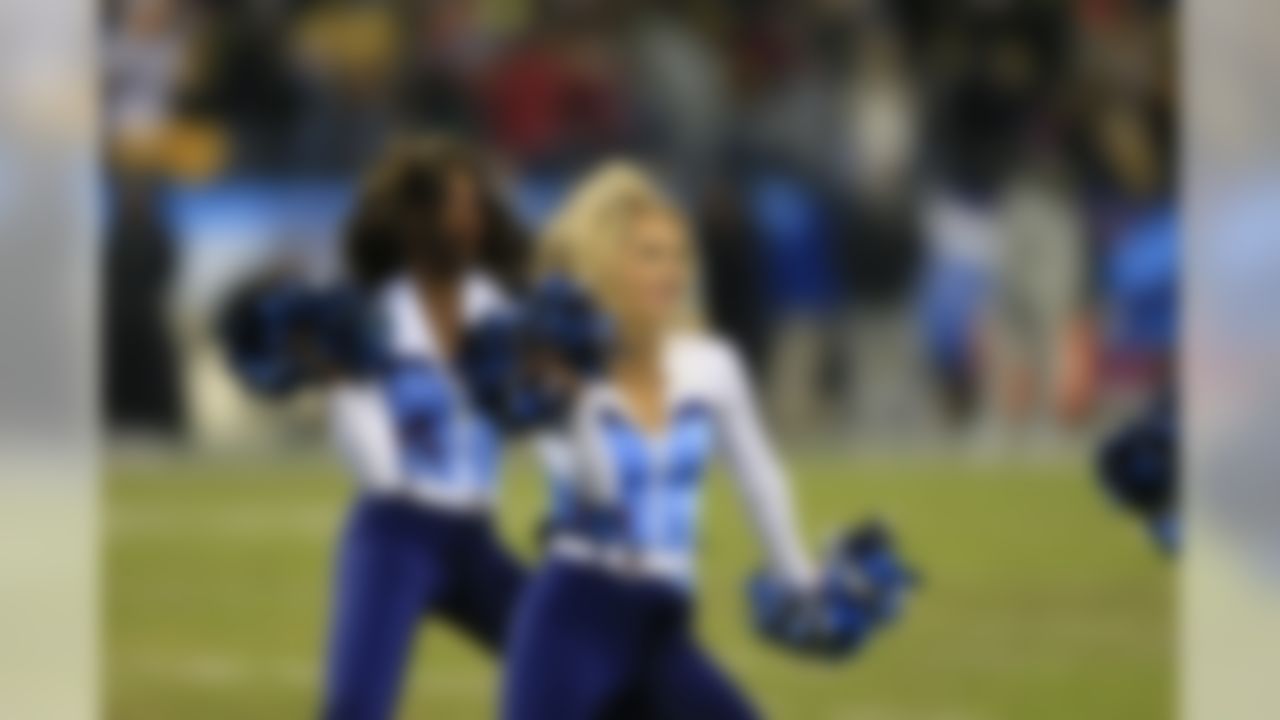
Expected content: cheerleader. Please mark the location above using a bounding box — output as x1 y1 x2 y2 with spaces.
319 136 528 719
500 164 828 720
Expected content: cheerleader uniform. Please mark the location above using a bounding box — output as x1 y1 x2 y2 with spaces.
502 333 815 720
322 273 525 720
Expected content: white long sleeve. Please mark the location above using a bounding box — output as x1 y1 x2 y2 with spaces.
324 271 512 507
709 345 818 590
329 381 402 493
535 334 819 588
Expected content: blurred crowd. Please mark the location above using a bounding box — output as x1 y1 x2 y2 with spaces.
102 0 1178 452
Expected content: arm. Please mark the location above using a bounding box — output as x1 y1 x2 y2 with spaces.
329 381 402 493
712 344 817 590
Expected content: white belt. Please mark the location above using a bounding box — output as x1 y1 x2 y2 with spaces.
550 535 693 586
367 479 493 516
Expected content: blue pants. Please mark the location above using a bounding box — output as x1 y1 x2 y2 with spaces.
502 561 759 720
323 496 525 720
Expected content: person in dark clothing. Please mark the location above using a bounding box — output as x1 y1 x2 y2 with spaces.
696 178 771 379
840 195 924 313
835 191 929 437
104 175 185 437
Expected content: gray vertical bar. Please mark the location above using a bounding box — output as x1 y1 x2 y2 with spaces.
1186 0 1280 718
0 0 97 717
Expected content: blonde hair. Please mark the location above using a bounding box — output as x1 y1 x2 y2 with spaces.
537 161 703 329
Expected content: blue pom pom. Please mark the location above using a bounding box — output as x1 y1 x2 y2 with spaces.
217 278 384 399
1096 392 1179 555
524 275 614 377
746 519 918 660
457 275 612 433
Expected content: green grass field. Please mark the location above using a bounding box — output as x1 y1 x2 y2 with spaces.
106 451 1172 719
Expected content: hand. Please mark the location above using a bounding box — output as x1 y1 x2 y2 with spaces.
823 519 917 625
748 573 871 659
457 314 570 432
522 274 613 379
217 277 383 398
458 275 612 433
749 519 918 660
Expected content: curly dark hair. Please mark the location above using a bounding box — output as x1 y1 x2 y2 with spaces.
343 134 528 290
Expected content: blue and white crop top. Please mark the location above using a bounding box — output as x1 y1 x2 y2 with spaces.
328 273 508 512
540 333 816 589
